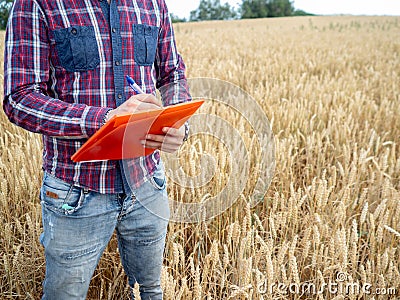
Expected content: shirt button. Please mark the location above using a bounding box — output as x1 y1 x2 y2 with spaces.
71 28 77 35
117 94 122 99
112 28 116 33
115 61 120 66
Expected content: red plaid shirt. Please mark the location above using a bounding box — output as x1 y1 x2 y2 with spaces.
3 0 190 194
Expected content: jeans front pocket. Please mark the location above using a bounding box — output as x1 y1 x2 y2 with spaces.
40 172 85 215
149 161 166 190
133 24 159 66
53 26 100 72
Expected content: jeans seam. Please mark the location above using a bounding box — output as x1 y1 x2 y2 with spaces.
138 232 166 246
118 236 137 288
61 244 98 260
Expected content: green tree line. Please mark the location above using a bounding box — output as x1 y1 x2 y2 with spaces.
0 0 312 29
188 0 312 22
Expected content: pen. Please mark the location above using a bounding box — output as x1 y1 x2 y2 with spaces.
126 75 145 94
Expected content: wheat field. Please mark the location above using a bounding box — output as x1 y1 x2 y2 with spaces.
1 16 400 299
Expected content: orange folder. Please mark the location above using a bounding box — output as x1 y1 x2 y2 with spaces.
71 100 204 162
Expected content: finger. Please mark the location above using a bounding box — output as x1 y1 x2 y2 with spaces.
145 134 165 143
125 98 156 108
141 140 179 152
133 94 162 107
123 100 160 113
135 101 161 111
142 138 182 150
162 127 179 136
141 140 163 149
146 134 182 147
162 127 185 139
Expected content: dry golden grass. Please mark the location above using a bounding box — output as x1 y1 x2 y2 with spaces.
1 16 400 299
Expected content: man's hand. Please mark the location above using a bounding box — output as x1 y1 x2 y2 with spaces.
106 94 185 153
106 94 162 121
142 126 185 154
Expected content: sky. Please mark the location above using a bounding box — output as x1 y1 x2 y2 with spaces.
165 0 400 19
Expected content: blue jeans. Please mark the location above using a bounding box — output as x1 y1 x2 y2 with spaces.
39 162 169 300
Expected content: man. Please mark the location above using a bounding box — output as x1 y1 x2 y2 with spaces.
3 0 191 299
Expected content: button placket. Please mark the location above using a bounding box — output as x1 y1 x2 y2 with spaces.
109 0 124 106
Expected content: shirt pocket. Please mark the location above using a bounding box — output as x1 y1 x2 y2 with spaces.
53 26 100 72
133 24 159 66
